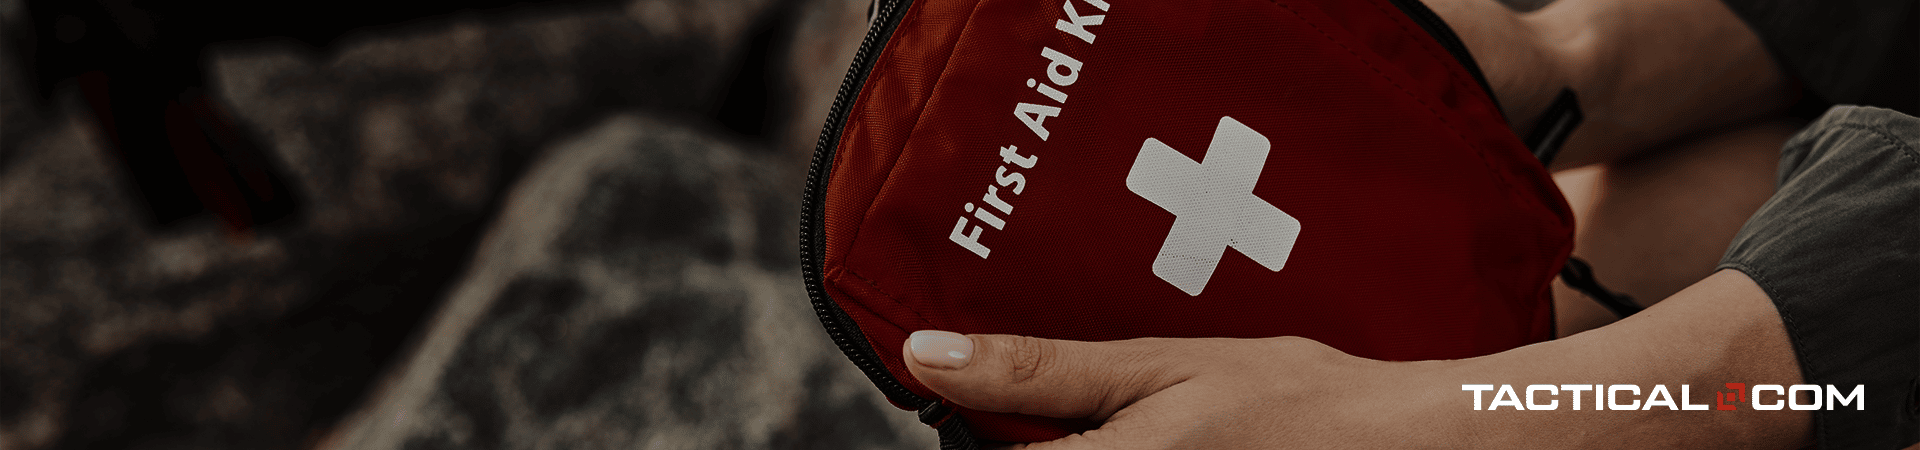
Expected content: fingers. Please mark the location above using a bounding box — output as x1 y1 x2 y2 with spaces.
902 330 1200 421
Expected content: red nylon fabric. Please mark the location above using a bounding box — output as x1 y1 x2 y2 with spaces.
820 0 1572 442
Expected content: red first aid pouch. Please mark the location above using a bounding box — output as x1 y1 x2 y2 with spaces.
801 0 1579 446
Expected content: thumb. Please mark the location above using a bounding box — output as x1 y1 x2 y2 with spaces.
902 330 1197 421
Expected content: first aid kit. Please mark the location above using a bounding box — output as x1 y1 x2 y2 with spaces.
800 0 1582 446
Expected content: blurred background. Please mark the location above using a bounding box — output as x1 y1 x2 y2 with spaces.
0 0 939 448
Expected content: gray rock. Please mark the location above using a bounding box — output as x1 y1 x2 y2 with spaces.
0 111 312 450
0 0 940 447
207 2 757 235
316 114 934 450
0 1 799 448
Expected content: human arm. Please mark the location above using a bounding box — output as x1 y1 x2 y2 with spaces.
904 268 1807 449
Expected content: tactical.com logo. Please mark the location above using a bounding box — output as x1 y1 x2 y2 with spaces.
1462 383 1865 411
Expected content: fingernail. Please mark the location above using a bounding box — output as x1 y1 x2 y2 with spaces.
909 330 974 369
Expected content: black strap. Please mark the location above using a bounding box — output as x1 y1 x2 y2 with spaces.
1522 90 1635 319
1560 257 1640 318
1526 88 1583 166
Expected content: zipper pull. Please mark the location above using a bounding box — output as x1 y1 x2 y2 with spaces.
1526 88 1583 165
917 400 954 427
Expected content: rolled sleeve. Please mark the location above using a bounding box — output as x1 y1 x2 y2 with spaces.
1718 105 1919 448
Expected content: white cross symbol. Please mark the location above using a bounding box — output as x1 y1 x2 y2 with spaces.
1125 116 1301 296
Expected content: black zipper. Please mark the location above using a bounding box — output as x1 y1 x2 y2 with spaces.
798 0 936 414
1385 0 1505 121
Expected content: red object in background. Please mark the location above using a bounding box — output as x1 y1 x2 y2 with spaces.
801 0 1574 445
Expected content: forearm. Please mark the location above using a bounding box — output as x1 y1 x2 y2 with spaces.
1421 0 1794 169
1529 0 1793 169
900 268 1813 448
1429 269 1809 448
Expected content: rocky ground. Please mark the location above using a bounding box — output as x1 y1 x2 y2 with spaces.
0 0 935 448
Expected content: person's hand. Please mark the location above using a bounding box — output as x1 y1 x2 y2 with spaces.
901 331 1467 449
